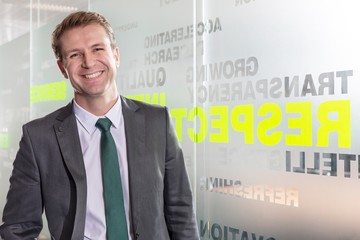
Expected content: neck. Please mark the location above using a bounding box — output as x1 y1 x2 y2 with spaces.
74 94 119 116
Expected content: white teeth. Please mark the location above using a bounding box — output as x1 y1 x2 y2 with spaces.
85 71 101 79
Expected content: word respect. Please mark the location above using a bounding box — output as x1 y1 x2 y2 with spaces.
170 100 350 147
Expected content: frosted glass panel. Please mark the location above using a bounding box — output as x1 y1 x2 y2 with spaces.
1 0 360 239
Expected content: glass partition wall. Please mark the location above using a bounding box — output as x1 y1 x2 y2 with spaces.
1 0 360 239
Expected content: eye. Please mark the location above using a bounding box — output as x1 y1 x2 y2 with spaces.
94 47 104 52
69 52 80 59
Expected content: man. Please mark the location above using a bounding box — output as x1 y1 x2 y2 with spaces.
0 11 199 240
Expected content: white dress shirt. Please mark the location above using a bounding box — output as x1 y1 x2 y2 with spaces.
73 97 133 240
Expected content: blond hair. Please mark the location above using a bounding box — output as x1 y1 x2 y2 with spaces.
51 11 116 60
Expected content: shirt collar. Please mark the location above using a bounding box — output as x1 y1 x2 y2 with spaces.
73 97 123 134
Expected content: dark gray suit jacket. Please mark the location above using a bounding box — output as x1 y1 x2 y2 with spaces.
0 96 199 240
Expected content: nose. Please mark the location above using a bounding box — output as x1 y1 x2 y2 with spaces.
81 52 96 68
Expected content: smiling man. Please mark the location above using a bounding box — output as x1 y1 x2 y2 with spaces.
0 11 199 240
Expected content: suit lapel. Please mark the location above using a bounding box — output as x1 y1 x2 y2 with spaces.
121 96 145 234
52 98 145 237
54 102 87 239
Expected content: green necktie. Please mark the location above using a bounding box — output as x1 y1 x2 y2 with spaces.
96 118 128 240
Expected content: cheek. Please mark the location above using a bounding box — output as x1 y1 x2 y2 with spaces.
66 64 80 78
109 59 119 71
101 54 118 67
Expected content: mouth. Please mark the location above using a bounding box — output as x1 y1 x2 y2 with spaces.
84 71 103 79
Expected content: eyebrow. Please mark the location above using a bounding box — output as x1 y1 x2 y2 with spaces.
92 43 106 47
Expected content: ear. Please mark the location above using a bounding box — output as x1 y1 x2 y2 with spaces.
57 59 69 79
114 47 120 68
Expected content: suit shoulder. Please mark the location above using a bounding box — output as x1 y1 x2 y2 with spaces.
122 96 166 112
24 103 72 129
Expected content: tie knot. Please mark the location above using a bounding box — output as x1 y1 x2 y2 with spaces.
96 118 112 132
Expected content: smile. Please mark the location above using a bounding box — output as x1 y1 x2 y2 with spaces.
84 71 102 79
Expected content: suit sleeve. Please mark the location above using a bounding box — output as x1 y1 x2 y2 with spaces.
163 107 200 240
0 125 43 239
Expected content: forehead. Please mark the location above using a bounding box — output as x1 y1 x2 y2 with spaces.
59 24 111 50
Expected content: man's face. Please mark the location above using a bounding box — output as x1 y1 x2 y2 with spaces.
57 24 119 100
